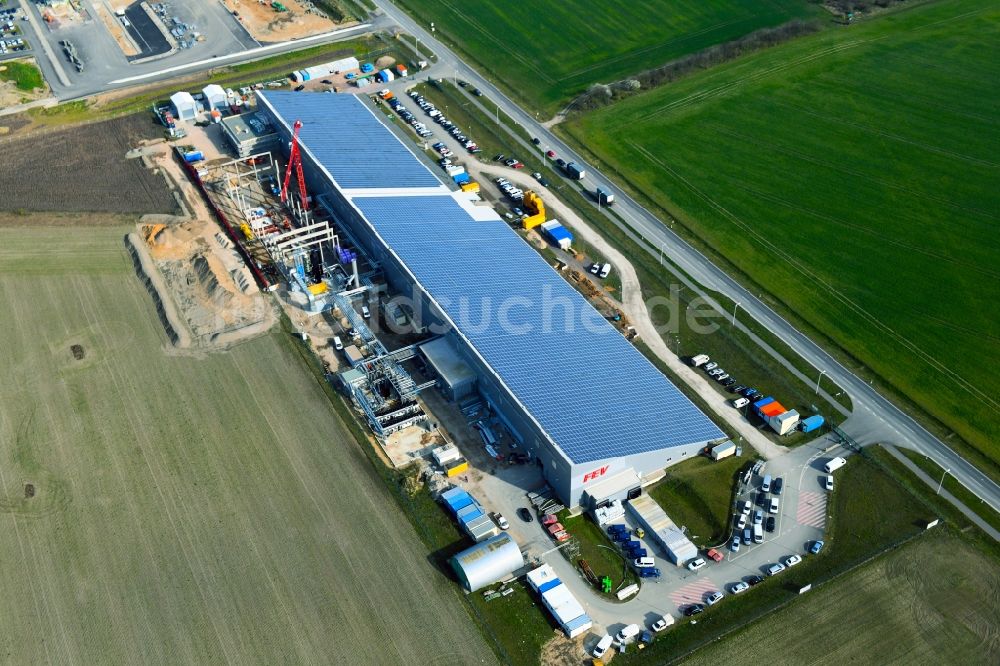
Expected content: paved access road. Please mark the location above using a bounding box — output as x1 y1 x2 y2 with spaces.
372 0 1000 525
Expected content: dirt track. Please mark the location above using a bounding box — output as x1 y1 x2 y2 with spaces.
0 222 498 664
462 163 785 459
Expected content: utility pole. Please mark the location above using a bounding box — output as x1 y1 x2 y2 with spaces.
732 301 741 326
815 370 827 394
937 468 951 494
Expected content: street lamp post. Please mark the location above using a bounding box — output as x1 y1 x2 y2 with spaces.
815 369 827 394
732 301 741 326
937 468 951 494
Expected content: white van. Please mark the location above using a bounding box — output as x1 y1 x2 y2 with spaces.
361 305 371 319
593 634 613 658
615 623 641 644
768 497 780 514
732 397 750 409
761 474 772 492
824 457 847 474
633 557 655 569
333 335 344 351
599 263 611 278
690 354 710 367
752 523 764 544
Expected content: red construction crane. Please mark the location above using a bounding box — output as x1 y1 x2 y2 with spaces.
281 119 309 210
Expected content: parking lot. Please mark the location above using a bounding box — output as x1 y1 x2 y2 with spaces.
18 0 258 97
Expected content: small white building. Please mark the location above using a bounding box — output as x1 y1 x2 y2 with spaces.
169 91 197 121
202 84 227 111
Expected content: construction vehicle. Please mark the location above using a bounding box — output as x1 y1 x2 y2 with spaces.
520 190 546 229
281 119 310 210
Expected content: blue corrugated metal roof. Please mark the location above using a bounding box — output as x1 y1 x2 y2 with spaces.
352 194 724 463
258 91 441 190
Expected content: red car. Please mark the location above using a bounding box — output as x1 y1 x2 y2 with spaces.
546 150 556 158
541 514 558 526
706 548 724 563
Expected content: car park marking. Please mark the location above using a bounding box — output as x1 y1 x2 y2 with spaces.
669 578 717 607
796 491 827 528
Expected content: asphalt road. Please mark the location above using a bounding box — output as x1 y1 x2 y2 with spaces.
372 0 1000 524
15 0 386 100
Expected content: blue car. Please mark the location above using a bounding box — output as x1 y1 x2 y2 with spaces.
809 540 825 554
637 567 661 578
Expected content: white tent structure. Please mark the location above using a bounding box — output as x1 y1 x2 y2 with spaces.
202 84 227 111
170 91 197 121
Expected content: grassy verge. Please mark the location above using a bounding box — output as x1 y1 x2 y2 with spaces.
25 37 384 128
413 80 848 447
277 312 553 664
648 455 748 545
895 448 1000 534
560 0 1000 478
559 512 639 596
0 59 44 91
625 447 932 663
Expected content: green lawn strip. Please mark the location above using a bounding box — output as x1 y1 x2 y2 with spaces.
649 455 748 544
687 528 1000 663
392 0 822 115
277 311 552 664
895 448 1000 534
561 0 1000 474
27 37 384 125
0 59 44 91
419 81 848 445
558 512 638 597
623 448 930 663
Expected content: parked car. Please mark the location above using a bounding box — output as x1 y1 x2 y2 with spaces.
736 514 747 530
753 510 763 526
684 604 705 616
592 634 613 659
494 153 506 162
686 557 707 571
784 554 802 567
773 477 784 495
590 262 602 275
746 574 764 586
741 386 758 397
706 548 724 562
705 591 724 606
294 84 305 91
723 378 737 387
704 362 718 371
361 305 371 319
729 581 749 595
730 535 741 552
490 512 509 530
809 540 825 554
650 615 673 632
824 475 834 491
733 385 746 393
769 497 780 514
740 500 752 515
616 623 641 644
766 562 786 576
516 507 533 522
765 516 775 533
637 567 661 578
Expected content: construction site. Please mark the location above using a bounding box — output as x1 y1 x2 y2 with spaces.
220 0 351 43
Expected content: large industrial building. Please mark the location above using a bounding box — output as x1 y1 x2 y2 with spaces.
255 91 725 508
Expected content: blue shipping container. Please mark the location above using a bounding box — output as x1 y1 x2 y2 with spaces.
453 174 471 185
183 151 204 163
753 396 775 410
800 415 825 432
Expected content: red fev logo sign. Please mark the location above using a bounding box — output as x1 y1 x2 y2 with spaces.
582 466 609 483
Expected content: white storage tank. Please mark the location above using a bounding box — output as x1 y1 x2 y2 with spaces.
450 532 524 592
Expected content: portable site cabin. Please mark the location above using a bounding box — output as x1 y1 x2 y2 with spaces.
202 84 228 111
710 440 736 461
169 91 197 121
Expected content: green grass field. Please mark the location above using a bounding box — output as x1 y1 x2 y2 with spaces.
395 0 820 114
0 59 44 91
566 0 1000 465
649 455 746 543
687 531 1000 663
0 224 494 664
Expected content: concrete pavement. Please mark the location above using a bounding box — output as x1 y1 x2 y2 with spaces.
372 0 1000 529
